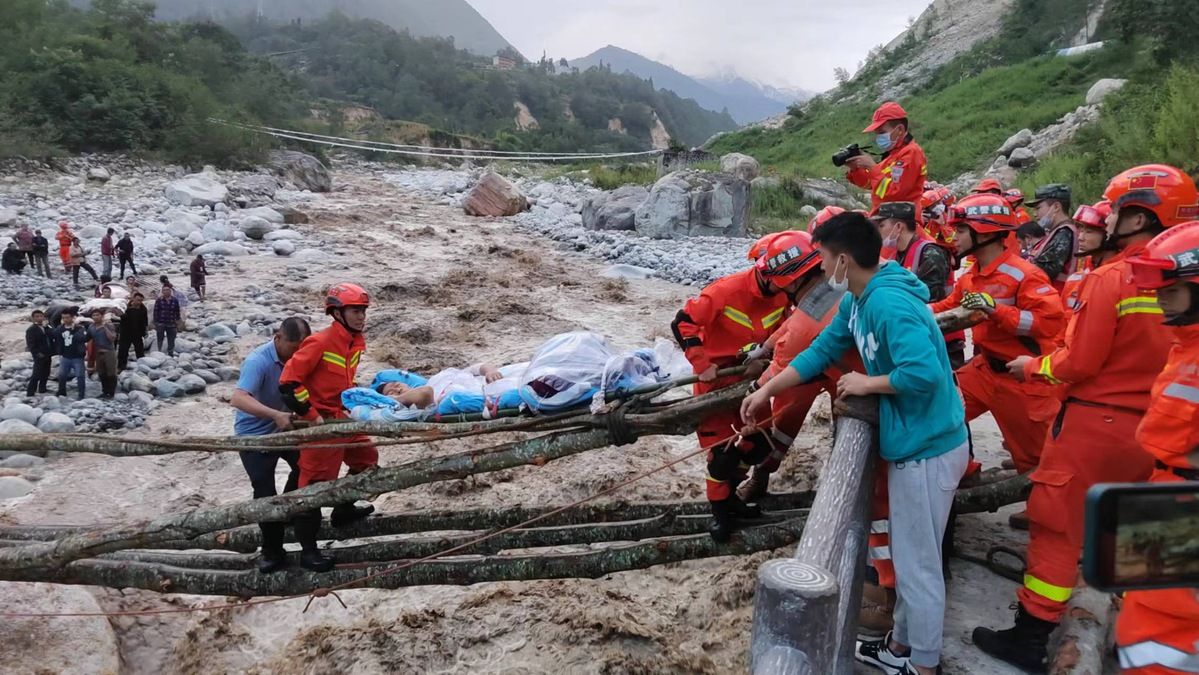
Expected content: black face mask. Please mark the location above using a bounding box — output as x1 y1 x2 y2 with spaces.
959 231 1005 258
1111 214 1162 245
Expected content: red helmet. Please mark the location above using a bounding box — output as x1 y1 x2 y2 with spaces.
807 206 845 234
1103 164 1199 228
1073 201 1112 231
1003 188 1025 207
325 283 370 312
1128 221 1199 289
949 193 1017 234
747 232 787 261
756 231 822 287
922 187 954 217
972 178 1004 195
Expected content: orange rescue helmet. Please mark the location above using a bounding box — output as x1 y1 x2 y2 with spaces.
949 193 1018 234
1073 201 1113 231
747 232 787 261
1003 188 1025 207
1128 221 1199 289
807 206 845 234
1103 164 1199 228
972 178 1004 195
325 283 370 313
756 231 823 287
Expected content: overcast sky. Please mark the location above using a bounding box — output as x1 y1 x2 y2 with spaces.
469 0 934 91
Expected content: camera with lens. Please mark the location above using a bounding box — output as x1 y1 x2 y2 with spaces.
832 143 864 168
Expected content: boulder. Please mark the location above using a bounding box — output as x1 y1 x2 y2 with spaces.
0 404 41 426
164 176 228 207
177 373 207 394
799 204 819 219
193 241 251 257
202 219 233 242
268 150 332 192
0 453 44 468
185 230 205 247
0 582 122 673
0 206 18 226
153 378 184 399
582 185 648 231
751 176 782 191
997 129 1034 157
162 209 205 239
1007 147 1037 168
86 167 111 183
200 323 237 340
292 247 327 261
36 412 75 433
794 177 868 210
463 171 529 217
238 215 279 240
1086 78 1127 106
634 170 750 239
272 240 296 256
0 419 43 456
719 153 761 182
239 206 286 224
227 174 279 202
0 476 34 499
264 229 303 241
124 373 153 393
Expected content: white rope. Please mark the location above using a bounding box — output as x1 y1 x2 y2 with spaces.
209 119 665 162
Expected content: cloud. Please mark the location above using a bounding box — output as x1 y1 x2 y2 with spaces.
469 0 933 91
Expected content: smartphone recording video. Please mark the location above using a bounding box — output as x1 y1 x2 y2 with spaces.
1083 482 1199 593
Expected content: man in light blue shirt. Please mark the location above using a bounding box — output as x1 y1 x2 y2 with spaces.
230 318 311 573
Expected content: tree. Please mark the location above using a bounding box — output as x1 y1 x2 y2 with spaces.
833 67 851 85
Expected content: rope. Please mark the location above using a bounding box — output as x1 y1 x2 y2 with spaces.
209 120 664 162
1 390 792 620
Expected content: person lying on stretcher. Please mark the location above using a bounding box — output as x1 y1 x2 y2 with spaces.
373 362 508 409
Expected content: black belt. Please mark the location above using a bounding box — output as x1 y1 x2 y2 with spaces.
1156 460 1199 481
985 356 1009 373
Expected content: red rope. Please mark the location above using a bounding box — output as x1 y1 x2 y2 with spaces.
1 399 793 620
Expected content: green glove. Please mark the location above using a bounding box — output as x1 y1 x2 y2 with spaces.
961 291 997 312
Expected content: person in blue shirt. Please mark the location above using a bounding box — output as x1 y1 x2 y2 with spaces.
741 212 968 675
230 317 313 574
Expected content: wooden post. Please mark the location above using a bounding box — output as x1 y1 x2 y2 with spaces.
750 560 839 674
749 395 879 674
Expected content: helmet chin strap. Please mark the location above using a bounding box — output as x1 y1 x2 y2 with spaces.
959 232 1006 258
331 308 362 334
1164 284 1199 327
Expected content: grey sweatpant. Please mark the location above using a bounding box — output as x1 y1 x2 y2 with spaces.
888 441 969 668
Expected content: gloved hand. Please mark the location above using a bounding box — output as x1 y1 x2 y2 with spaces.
961 291 997 313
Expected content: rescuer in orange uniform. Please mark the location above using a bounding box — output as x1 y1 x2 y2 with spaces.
845 102 929 216
279 282 379 572
971 165 1198 673
672 247 794 541
1059 201 1115 330
1006 188 1032 226
1118 220 1199 675
930 193 1065 476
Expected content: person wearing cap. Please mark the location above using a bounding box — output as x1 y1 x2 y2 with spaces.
971 178 1004 195
845 102 929 217
1058 201 1116 333
974 165 1190 673
1005 188 1032 226
1026 184 1078 291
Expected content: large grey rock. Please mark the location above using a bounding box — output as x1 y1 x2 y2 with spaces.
272 240 296 256
1 404 41 426
794 178 868 210
200 323 236 340
1086 78 1127 105
177 373 207 394
162 208 206 239
0 206 18 226
0 419 42 436
264 229 303 241
227 174 279 202
0 453 44 468
87 167 111 183
0 476 34 499
240 206 286 224
124 373 153 393
202 219 233 242
634 170 749 239
0 582 121 673
464 170 529 217
153 378 184 398
1007 147 1037 168
268 150 332 192
582 185 648 231
720 152 761 182
752 176 782 191
164 175 227 207
997 129 1034 157
193 241 251 257
238 215 279 240
36 412 75 433
185 230 205 247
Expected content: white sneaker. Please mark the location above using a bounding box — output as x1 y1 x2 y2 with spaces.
855 630 911 675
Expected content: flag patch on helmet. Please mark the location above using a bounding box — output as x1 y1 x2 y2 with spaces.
964 204 1012 217
1177 204 1199 219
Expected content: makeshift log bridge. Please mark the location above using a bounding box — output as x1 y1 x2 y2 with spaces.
0 350 1026 604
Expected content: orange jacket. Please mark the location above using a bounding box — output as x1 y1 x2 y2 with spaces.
761 288 863 382
1135 326 1199 469
1023 243 1173 412
672 268 789 375
847 136 928 215
279 321 365 421
932 249 1065 363
1057 258 1093 347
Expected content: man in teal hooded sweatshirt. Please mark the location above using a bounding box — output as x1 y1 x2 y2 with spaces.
741 211 968 675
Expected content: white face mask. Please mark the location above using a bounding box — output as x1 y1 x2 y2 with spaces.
882 222 901 249
827 255 850 293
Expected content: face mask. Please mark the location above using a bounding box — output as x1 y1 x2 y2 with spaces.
876 132 894 152
882 223 901 249
827 256 850 293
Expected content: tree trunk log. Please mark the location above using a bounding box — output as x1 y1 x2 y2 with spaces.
750 560 840 675
935 306 986 334
1049 587 1114 675
0 386 746 576
10 518 805 596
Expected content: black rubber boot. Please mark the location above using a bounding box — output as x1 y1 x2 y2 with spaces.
708 500 735 543
293 511 334 573
257 522 289 574
726 494 763 520
972 603 1055 673
737 466 772 502
330 502 375 527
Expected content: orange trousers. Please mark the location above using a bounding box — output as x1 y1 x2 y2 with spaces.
958 356 1061 473
1019 403 1153 622
1116 469 1199 675
868 461 896 587
298 412 379 487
